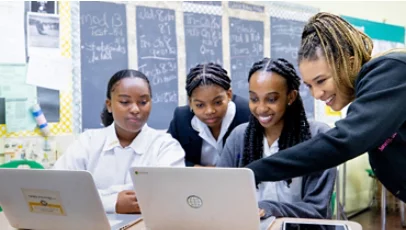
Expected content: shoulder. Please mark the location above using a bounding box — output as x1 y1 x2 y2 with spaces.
228 122 249 142
308 120 331 137
144 125 181 145
232 95 251 120
357 51 406 87
172 105 194 121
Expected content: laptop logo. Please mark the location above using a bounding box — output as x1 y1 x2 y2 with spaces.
187 195 203 208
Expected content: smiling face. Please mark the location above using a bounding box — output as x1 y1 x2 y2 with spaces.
106 77 151 136
248 71 296 129
299 57 351 111
189 84 232 129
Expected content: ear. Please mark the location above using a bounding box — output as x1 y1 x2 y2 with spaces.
226 88 233 101
106 99 112 113
288 90 298 105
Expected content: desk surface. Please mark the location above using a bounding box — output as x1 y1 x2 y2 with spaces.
0 212 362 230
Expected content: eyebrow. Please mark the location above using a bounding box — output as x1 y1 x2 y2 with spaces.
249 91 279 96
193 95 224 102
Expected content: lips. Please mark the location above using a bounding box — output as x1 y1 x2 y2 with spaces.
258 115 273 124
127 117 141 123
325 95 335 106
205 117 219 124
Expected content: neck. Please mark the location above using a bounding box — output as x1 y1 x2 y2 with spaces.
210 124 221 140
115 124 140 147
264 119 284 147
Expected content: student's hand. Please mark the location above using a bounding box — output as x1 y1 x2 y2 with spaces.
115 190 141 214
259 208 265 218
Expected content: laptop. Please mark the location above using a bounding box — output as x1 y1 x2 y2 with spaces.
129 167 261 230
0 168 141 230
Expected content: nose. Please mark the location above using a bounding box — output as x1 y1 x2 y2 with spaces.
130 103 140 114
312 87 324 100
205 106 216 115
257 102 269 114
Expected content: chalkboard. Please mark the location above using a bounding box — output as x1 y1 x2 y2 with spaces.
80 1 128 129
270 17 314 119
136 6 178 130
229 17 264 99
185 1 222 6
228 1 264 13
184 12 222 72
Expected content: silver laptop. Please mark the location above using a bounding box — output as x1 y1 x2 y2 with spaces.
0 168 141 230
129 167 261 230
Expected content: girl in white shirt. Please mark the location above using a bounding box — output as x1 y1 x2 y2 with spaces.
54 69 185 214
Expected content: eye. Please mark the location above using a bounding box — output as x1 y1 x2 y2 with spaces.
120 101 129 105
195 104 204 108
316 79 325 85
249 97 258 103
267 98 277 103
139 100 148 105
305 84 312 89
215 100 223 105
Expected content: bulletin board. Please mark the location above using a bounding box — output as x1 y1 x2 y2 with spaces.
70 1 320 133
0 1 73 137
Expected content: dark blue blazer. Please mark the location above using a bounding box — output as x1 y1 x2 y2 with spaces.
167 95 250 166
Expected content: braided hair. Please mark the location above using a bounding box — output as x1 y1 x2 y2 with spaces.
100 69 151 127
298 12 373 100
185 62 231 97
242 58 312 167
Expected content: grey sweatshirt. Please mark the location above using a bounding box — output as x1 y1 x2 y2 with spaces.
217 120 336 220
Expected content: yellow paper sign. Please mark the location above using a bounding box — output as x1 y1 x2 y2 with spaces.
325 106 341 116
21 188 66 216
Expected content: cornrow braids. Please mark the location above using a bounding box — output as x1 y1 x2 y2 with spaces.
298 12 374 100
185 62 231 97
242 58 312 167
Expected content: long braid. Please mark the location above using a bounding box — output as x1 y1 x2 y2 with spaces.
242 58 312 167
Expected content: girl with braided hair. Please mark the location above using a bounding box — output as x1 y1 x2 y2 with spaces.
168 62 250 167
246 12 406 203
218 58 336 220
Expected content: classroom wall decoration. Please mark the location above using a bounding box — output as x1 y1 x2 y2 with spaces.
71 1 320 132
0 1 72 137
2 2 405 135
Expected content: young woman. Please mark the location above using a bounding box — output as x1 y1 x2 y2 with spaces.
246 12 406 202
54 69 185 214
218 58 336 220
168 62 250 167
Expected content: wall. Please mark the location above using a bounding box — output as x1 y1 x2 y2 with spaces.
292 0 406 213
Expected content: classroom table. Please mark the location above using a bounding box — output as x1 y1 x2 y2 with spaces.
0 212 362 230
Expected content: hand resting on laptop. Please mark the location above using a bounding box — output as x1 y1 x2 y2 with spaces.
115 190 141 214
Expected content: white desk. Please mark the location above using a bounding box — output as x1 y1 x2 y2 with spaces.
0 212 362 230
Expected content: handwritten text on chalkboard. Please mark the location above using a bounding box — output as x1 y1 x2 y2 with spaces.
184 12 222 71
136 6 178 129
229 18 264 99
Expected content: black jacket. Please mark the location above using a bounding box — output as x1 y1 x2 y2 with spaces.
168 95 250 166
246 52 406 202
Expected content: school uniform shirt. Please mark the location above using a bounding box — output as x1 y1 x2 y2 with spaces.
257 137 303 203
217 121 336 219
167 94 251 166
53 123 185 213
191 101 236 166
245 52 406 203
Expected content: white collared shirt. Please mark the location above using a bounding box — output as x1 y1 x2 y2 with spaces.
191 101 236 166
257 136 302 203
54 123 185 213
